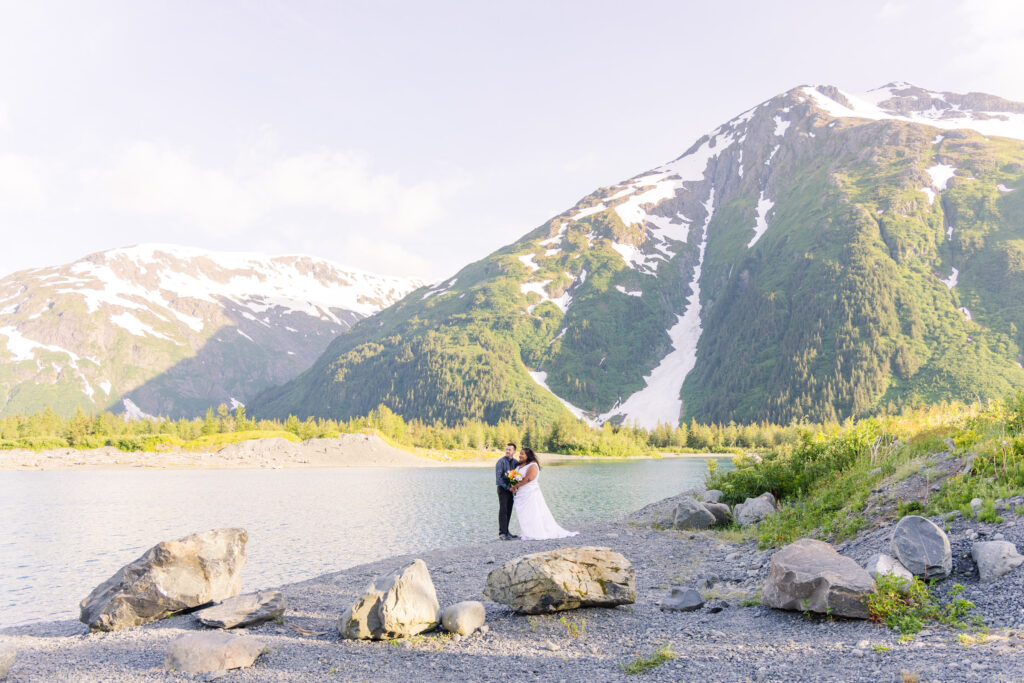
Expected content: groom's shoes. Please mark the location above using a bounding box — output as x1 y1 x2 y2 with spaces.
499 533 520 541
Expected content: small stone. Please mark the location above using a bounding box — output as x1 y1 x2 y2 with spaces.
164 632 266 675
970 498 984 515
856 639 869 648
852 649 865 658
705 599 728 613
478 624 489 636
485 557 496 564
543 640 560 651
971 541 1024 582
659 588 704 612
441 601 486 636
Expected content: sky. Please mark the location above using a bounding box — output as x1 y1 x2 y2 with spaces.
1 0 1023 282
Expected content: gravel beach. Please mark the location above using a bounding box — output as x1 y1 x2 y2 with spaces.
2 491 1023 682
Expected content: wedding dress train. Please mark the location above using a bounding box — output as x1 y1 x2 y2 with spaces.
513 463 577 540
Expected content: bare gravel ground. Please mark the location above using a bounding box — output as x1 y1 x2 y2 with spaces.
2 495 1023 682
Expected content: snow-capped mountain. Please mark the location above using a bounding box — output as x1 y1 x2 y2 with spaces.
253 82 1024 428
0 244 424 416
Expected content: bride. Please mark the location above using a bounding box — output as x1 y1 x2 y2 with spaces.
511 448 578 540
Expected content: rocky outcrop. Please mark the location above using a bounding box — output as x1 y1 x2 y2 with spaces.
891 516 952 580
734 493 776 526
195 590 285 629
440 601 486 635
972 541 1024 583
79 528 247 631
672 497 716 530
164 632 266 674
338 559 440 640
483 547 636 614
659 588 704 612
762 538 876 619
701 490 724 504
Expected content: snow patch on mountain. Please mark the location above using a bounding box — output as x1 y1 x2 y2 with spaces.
805 85 1024 141
110 312 175 341
601 190 716 429
941 267 959 290
998 183 1015 193
921 187 937 205
926 164 956 191
615 285 642 297
746 193 775 248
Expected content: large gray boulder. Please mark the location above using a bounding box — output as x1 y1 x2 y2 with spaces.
762 538 876 619
972 541 1024 583
338 559 440 640
863 554 914 584
734 493 776 526
672 497 716 530
703 502 733 526
195 590 285 629
440 600 486 635
79 528 247 631
891 516 952 580
483 546 636 614
164 632 266 674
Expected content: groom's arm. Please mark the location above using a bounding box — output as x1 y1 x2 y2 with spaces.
495 458 511 489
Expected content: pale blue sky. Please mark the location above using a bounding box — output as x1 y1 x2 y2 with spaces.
1 0 1022 280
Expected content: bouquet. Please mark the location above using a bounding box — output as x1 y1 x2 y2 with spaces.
505 468 523 489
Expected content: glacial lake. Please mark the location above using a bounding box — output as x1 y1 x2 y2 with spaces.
0 456 731 627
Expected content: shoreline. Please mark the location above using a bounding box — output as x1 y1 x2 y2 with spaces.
1 493 1022 680
0 433 729 471
3 494 1023 681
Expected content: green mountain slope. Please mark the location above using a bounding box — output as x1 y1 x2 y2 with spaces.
253 83 1024 426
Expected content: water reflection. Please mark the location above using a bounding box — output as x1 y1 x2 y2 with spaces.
0 456 730 626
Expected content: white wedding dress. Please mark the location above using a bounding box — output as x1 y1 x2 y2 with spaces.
513 463 578 540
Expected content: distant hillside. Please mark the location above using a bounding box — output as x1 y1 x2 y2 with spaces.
0 244 424 417
253 82 1024 427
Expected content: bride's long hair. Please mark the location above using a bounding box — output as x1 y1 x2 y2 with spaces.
521 447 540 469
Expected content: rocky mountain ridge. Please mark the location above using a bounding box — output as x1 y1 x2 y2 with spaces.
0 244 424 417
253 81 1024 427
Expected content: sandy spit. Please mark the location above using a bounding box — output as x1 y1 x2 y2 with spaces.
0 434 718 471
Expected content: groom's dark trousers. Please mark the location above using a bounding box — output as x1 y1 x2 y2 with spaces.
497 486 514 536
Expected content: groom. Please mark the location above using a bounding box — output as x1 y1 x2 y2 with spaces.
495 442 520 540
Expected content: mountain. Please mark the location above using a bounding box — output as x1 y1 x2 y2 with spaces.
0 245 424 417
252 82 1024 428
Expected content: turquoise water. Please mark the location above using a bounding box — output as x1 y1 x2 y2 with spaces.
0 456 730 626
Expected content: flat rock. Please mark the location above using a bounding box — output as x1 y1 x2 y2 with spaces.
164 632 265 674
672 497 716 530
338 559 440 640
972 541 1024 583
195 590 285 629
79 528 247 632
891 516 952 580
483 546 636 614
441 600 486 635
659 588 704 612
762 538 876 619
734 493 776 526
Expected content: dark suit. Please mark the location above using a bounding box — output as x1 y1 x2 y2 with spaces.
495 455 518 535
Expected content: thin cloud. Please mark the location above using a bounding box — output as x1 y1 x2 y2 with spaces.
80 141 465 242
0 154 46 209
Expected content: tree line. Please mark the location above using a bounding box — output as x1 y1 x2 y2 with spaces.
0 403 827 457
